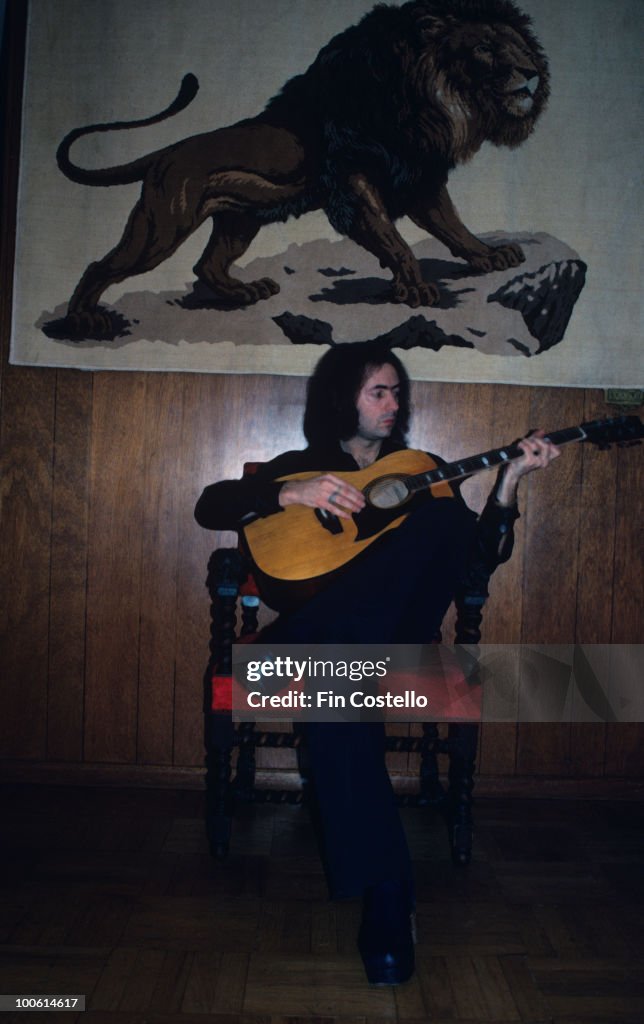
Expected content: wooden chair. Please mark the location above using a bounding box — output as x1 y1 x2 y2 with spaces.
203 467 492 864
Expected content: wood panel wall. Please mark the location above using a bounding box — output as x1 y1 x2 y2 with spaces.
1 359 642 790
1 0 642 792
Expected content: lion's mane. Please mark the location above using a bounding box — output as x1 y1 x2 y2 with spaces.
263 0 549 220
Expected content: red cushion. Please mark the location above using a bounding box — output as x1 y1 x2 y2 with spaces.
212 674 233 711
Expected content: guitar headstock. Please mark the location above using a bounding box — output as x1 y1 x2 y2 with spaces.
581 415 644 450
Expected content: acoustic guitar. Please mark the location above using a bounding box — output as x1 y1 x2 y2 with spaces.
242 416 643 587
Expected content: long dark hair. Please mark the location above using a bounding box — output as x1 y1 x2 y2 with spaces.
303 341 411 449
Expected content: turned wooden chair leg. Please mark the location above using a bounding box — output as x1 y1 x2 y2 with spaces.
204 548 248 859
205 711 235 859
445 570 490 865
235 721 257 801
445 722 479 866
419 722 445 805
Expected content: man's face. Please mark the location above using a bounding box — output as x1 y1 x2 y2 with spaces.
353 363 401 441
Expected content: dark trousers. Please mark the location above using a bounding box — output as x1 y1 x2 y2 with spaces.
263 497 476 898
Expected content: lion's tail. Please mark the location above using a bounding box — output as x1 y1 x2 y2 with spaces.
56 73 199 186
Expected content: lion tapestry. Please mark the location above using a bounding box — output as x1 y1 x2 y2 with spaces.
9 0 644 386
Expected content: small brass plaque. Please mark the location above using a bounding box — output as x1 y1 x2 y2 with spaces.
604 388 643 408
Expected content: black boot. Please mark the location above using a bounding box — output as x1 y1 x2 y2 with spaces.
357 880 416 985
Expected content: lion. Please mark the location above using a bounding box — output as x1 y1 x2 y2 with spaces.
44 0 550 341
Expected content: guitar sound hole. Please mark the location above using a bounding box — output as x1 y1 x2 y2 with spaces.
367 477 411 509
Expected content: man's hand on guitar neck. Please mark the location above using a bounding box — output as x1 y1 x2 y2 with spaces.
495 429 561 506
278 473 366 520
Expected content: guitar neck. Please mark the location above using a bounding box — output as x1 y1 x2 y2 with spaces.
409 424 587 491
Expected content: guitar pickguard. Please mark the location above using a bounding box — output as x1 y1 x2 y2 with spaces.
352 492 430 542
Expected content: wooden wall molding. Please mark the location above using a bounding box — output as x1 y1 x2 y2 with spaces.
1 760 643 801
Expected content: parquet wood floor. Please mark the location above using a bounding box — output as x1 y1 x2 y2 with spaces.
0 786 642 1023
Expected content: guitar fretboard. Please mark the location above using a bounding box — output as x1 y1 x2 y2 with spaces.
407 425 587 492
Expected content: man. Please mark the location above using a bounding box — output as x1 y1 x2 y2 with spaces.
195 341 559 985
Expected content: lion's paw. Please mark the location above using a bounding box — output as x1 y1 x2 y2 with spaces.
42 308 130 341
468 244 525 274
250 277 280 300
489 243 525 270
393 279 440 308
195 276 280 307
